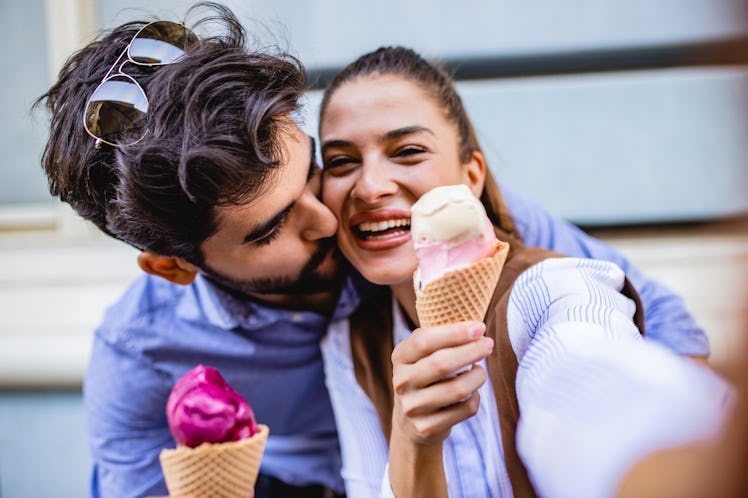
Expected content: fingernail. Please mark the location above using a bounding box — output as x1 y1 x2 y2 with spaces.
468 323 485 338
483 337 494 350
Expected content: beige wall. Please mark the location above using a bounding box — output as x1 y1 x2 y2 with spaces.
1 214 746 387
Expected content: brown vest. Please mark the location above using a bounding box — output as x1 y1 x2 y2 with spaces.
349 232 645 497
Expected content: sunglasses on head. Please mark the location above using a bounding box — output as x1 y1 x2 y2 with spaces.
83 20 198 148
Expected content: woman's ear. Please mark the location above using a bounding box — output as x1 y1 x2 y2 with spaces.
462 150 487 197
137 252 199 285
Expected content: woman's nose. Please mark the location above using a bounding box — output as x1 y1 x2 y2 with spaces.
350 159 396 204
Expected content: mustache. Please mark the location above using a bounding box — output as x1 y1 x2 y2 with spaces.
301 236 338 275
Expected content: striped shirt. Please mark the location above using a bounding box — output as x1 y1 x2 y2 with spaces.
321 258 730 498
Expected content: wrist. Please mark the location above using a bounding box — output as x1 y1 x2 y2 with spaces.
389 432 446 498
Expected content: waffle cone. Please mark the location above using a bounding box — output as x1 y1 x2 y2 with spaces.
159 424 269 498
415 241 509 327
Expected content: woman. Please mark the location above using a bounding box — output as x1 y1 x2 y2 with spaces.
318 47 729 498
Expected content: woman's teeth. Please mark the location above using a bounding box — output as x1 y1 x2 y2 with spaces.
358 218 409 232
356 218 410 240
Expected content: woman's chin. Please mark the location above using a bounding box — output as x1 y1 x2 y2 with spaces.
341 238 418 286
360 267 414 288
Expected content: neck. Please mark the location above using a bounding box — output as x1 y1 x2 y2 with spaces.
391 279 419 329
248 289 341 316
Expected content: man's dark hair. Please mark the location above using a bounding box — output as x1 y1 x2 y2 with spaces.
36 2 306 266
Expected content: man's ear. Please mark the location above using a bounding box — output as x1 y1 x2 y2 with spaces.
137 252 199 285
462 150 487 197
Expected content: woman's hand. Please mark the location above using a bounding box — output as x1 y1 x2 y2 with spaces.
388 321 494 498
392 320 494 444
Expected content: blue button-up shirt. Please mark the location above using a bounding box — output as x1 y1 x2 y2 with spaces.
85 273 360 498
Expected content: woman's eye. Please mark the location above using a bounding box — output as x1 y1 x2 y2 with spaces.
324 156 354 168
394 146 426 157
323 156 358 175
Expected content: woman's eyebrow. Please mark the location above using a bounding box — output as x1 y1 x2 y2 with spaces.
321 126 435 152
383 126 435 140
321 138 351 152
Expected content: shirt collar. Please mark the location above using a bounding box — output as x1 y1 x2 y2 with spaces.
174 274 241 330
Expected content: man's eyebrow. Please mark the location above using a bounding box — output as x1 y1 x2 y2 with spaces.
242 203 293 245
321 126 435 151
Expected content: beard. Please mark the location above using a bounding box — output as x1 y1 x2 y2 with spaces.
201 237 345 298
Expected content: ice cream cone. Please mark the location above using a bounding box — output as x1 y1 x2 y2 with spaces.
415 241 509 328
159 424 269 498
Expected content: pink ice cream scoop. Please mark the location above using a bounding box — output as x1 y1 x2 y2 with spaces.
166 365 259 448
411 184 497 288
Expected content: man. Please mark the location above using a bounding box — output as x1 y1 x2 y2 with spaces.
36 3 710 498
40 5 347 497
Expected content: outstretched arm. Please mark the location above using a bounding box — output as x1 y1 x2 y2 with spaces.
502 185 710 358
618 335 748 497
508 258 730 498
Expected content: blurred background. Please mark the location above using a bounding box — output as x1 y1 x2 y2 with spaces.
1 0 747 496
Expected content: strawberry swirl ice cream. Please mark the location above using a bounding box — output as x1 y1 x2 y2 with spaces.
166 364 259 448
411 184 497 288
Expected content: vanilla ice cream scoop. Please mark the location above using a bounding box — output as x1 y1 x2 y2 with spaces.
411 184 497 286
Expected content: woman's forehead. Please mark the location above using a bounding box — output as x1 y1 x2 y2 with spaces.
322 75 447 133
335 73 429 102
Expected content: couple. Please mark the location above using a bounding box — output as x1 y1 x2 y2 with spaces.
37 3 727 498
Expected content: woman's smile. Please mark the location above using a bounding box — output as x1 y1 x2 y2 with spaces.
349 209 412 250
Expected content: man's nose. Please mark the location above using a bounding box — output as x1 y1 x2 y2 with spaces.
299 187 338 240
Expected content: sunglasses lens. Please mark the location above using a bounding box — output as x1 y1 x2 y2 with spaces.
128 21 198 65
84 75 148 146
